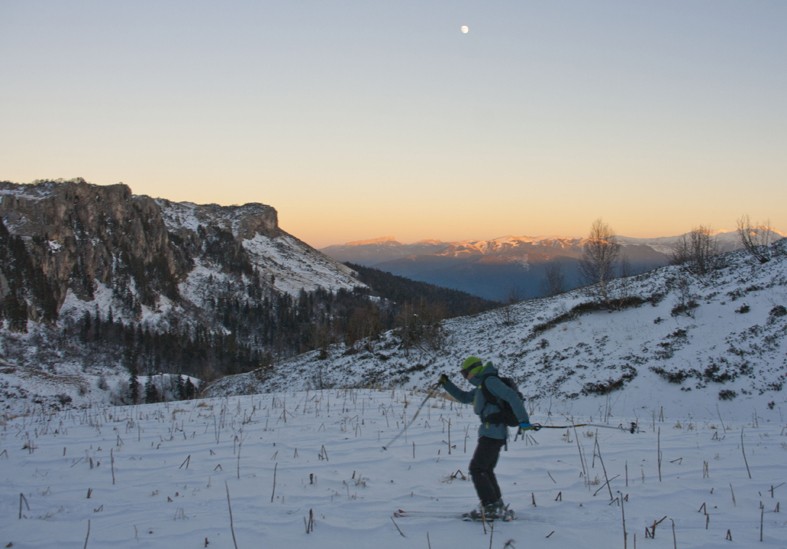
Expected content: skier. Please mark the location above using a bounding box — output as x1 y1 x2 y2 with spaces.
439 356 533 520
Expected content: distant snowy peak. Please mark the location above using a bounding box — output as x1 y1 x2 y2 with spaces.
345 236 401 246
325 231 777 262
440 236 585 257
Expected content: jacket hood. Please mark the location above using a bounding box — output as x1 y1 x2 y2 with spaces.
468 362 498 386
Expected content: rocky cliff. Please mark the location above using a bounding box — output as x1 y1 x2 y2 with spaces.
0 179 364 384
1 179 359 316
1 180 190 307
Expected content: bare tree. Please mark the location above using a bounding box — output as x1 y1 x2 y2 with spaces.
736 215 773 264
671 225 719 275
579 219 620 303
543 262 566 297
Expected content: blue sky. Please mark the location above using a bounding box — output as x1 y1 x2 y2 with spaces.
1 1 785 247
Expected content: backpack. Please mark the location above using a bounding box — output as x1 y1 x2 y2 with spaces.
480 375 524 427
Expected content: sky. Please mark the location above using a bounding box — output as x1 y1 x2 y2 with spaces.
1 1 786 248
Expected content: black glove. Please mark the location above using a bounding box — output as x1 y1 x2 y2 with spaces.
438 373 449 386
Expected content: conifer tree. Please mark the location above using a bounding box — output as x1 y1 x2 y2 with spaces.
128 365 140 404
145 376 159 403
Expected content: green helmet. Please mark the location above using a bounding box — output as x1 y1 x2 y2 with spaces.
461 356 484 377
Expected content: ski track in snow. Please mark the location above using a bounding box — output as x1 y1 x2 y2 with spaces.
2 389 786 549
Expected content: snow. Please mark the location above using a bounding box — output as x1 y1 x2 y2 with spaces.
59 283 116 322
242 233 360 296
2 199 786 547
210 243 786 422
156 200 202 234
1 389 785 548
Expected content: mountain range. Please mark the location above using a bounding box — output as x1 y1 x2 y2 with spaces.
322 233 759 302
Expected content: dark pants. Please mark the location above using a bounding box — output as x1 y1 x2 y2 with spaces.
469 436 506 505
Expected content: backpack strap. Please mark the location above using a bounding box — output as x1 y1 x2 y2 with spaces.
480 374 501 406
480 375 510 449
479 375 505 423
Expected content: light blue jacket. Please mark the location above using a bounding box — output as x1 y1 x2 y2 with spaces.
442 362 529 441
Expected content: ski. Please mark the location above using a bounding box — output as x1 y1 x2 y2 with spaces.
393 508 516 522
393 508 461 519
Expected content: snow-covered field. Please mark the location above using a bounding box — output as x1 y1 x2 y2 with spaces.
2 232 785 547
2 389 785 548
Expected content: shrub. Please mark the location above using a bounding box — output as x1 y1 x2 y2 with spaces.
671 300 699 317
718 389 737 401
769 305 786 319
650 366 690 384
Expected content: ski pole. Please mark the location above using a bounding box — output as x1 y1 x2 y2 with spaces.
520 422 638 434
382 383 439 450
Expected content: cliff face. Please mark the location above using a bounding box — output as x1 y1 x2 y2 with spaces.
0 179 373 404
0 180 189 306
0 179 359 326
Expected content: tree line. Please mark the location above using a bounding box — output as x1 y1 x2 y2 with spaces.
575 215 781 306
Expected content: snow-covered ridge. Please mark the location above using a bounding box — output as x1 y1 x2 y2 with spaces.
241 233 359 295
156 198 278 240
154 197 361 296
334 230 785 253
328 232 780 260
210 240 787 418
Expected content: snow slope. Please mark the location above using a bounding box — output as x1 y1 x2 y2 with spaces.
209 242 787 421
1 389 785 548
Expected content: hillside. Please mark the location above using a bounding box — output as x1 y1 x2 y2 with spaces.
0 179 500 413
0 179 371 385
347 262 497 318
210 240 787 418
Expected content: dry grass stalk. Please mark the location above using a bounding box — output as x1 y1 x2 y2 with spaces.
657 427 662 482
225 481 238 549
390 515 406 537
619 491 628 549
573 426 589 485
760 505 764 542
645 515 667 539
592 435 614 502
740 428 752 479
18 492 29 519
304 508 315 534
270 462 278 503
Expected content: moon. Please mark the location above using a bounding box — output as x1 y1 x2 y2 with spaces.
460 25 469 34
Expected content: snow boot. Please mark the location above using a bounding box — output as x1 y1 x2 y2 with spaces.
463 499 511 521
